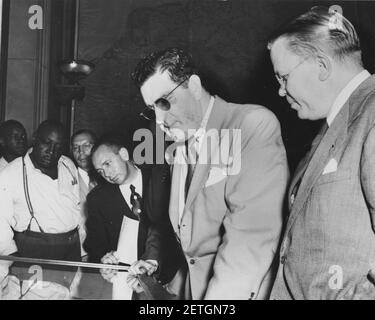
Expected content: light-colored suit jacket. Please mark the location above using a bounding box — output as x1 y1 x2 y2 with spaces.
168 96 289 300
271 75 375 300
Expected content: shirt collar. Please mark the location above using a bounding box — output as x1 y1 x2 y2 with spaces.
193 96 215 143
327 70 371 126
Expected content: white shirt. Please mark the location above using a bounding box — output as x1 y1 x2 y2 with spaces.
113 167 142 300
0 153 81 256
327 70 371 126
0 157 8 173
78 167 89 187
170 96 215 226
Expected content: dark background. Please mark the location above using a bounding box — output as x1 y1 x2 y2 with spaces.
75 0 375 173
1 0 374 173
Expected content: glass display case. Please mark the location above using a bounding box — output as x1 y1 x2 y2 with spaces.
0 256 175 300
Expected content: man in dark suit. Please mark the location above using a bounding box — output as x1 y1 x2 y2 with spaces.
268 6 375 299
84 135 181 288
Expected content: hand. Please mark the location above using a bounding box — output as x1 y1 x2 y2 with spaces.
126 260 158 293
99 251 119 283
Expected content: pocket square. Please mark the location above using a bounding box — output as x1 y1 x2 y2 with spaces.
205 167 227 187
322 158 338 175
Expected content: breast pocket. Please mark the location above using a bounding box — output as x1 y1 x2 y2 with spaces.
315 169 352 186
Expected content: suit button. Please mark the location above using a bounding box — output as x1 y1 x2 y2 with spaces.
280 255 287 264
190 259 195 265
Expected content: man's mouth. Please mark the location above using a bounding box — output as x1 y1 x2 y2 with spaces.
109 176 118 183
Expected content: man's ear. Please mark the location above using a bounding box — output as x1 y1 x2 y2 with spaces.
316 54 332 81
188 74 202 100
119 147 129 161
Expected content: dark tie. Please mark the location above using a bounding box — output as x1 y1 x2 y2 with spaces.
185 139 196 200
291 121 329 204
130 184 142 220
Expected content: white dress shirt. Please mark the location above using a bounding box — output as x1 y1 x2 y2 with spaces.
0 157 8 173
0 153 81 256
327 70 371 126
113 167 142 300
78 167 90 187
170 96 215 226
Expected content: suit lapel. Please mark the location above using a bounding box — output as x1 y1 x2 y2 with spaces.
285 74 375 234
285 103 349 234
184 96 226 214
287 122 328 209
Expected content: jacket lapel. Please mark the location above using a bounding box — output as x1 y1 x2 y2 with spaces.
285 103 349 234
285 74 375 234
184 96 226 214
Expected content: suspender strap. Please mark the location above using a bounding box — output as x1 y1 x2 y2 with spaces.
22 157 44 233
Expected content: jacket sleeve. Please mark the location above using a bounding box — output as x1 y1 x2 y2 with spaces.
84 192 111 263
141 164 183 284
0 171 18 279
361 118 375 233
204 108 289 300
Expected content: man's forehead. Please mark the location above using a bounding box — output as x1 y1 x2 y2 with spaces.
38 127 64 140
72 133 93 145
271 38 299 71
93 145 114 162
7 126 25 135
140 70 175 104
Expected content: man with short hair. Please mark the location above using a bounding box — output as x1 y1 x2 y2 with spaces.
84 136 181 296
268 6 375 299
0 120 81 276
71 129 98 258
131 48 289 300
0 120 27 172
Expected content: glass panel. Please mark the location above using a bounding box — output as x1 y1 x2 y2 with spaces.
0 256 175 300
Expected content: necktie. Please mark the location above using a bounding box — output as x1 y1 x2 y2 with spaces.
185 139 197 200
291 121 329 204
130 184 142 220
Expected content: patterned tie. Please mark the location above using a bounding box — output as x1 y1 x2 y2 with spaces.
130 184 142 220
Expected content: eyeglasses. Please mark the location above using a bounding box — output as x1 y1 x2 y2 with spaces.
140 79 187 121
275 57 309 89
72 143 93 153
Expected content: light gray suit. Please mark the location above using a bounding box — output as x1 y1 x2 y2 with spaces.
271 75 375 300
168 96 289 300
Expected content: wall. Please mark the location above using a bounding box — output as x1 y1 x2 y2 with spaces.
4 0 40 139
75 0 375 172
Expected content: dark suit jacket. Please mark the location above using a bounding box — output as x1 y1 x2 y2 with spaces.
84 164 183 284
271 74 375 299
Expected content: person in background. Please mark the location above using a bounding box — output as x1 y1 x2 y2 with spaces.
268 6 375 299
0 120 82 281
84 135 181 298
131 47 289 300
71 129 98 259
0 120 28 173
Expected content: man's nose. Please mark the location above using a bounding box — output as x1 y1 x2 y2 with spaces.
155 108 167 123
103 168 111 179
46 144 55 154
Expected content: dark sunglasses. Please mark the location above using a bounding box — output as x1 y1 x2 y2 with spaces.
140 79 187 121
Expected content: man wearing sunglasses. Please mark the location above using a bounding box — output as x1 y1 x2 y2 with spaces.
131 48 289 300
268 7 375 299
